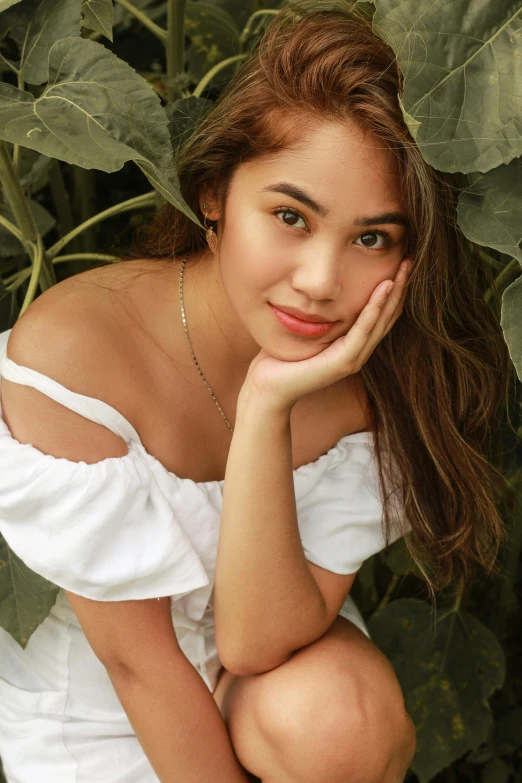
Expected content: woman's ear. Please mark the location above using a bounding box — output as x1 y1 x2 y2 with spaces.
199 186 222 222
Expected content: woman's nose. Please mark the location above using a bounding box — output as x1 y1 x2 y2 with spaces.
291 253 342 301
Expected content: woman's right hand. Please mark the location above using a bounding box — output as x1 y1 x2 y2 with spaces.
240 259 412 412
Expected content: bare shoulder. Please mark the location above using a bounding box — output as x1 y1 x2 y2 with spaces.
1 261 159 460
7 266 126 387
7 259 167 372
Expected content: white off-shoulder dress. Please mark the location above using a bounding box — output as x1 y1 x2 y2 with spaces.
0 326 406 783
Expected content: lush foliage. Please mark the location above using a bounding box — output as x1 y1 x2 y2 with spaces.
0 1 521 781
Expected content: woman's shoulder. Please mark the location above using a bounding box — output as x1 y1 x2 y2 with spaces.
8 261 153 398
28 256 181 369
3 259 185 450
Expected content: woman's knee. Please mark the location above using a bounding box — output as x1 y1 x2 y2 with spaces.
255 636 416 783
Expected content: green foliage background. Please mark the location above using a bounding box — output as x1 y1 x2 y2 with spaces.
0 1 521 781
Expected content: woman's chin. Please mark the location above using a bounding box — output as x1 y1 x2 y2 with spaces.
263 339 334 363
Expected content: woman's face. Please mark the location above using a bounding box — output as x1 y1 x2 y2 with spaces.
206 119 411 363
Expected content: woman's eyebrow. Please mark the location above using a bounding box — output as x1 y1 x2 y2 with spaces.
261 181 409 228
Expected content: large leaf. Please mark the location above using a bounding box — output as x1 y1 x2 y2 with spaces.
210 0 258 33
368 598 506 783
0 535 59 648
380 535 412 575
373 0 522 174
500 273 522 382
166 95 214 158
351 555 379 612
185 0 240 82
480 758 512 783
18 149 53 195
81 0 114 42
0 0 21 12
0 37 201 225
457 158 522 263
496 707 522 754
1 0 82 85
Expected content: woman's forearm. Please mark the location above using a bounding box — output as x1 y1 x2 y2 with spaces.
214 389 328 675
107 656 250 783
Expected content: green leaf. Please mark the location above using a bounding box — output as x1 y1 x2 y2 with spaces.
373 0 522 174
380 536 412 575
18 149 53 195
0 0 22 11
210 0 257 33
480 757 511 783
352 555 379 611
0 37 201 225
81 0 114 42
166 95 214 158
496 707 522 753
2 0 83 85
354 1 375 21
0 535 60 648
368 598 506 783
500 271 522 383
457 158 522 263
398 95 421 141
185 0 240 83
466 742 494 765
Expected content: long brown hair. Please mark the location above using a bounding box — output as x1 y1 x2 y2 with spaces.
120 0 517 600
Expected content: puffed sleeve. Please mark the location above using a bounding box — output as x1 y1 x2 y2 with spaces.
295 433 408 575
0 418 210 602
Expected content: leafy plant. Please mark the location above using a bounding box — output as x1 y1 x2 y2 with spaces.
0 1 521 781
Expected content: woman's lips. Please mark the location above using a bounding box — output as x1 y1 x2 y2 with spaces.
269 303 336 336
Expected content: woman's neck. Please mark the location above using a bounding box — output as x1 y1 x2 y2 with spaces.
180 250 261 390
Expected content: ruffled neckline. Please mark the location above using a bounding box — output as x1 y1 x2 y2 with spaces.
134 430 374 490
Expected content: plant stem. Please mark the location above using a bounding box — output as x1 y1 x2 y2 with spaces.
72 166 98 259
193 54 248 97
484 256 519 305
19 234 48 315
0 142 37 249
239 9 279 52
0 140 56 292
3 267 31 289
0 215 23 244
52 253 123 266
377 573 400 610
12 69 25 178
47 160 82 255
112 0 167 41
166 0 187 103
46 192 156 259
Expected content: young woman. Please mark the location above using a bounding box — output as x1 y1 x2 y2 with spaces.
0 1 511 782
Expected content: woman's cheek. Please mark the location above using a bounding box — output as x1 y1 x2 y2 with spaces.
235 243 288 293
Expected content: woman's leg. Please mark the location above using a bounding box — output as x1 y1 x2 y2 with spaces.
213 615 416 783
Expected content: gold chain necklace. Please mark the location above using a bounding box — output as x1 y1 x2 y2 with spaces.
179 258 234 433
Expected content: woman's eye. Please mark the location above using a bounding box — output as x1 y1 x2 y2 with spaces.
272 210 394 251
354 232 392 250
273 208 308 231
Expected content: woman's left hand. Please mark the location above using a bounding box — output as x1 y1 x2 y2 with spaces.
240 259 412 411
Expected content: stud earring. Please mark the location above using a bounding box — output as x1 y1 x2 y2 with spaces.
202 202 218 254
